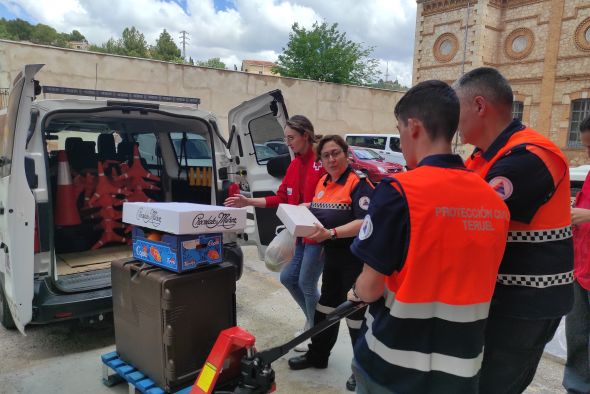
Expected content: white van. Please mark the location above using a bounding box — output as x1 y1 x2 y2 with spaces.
345 133 406 166
0 64 292 333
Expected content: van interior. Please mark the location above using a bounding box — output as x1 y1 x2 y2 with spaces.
41 110 217 292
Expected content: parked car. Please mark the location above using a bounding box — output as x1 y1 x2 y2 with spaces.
345 133 406 166
0 64 292 333
348 146 403 183
264 139 289 155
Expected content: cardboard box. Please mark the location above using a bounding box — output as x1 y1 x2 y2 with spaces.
132 227 223 273
123 202 247 234
276 203 321 237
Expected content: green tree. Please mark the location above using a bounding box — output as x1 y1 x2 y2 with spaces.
0 19 11 40
369 79 408 91
69 29 86 42
151 29 181 61
30 23 59 45
120 26 148 57
5 18 33 41
196 58 226 69
273 22 378 85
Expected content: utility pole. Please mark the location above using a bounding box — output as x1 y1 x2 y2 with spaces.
385 61 390 82
179 31 189 59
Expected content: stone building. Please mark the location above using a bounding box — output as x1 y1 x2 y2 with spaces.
414 0 590 164
240 60 278 76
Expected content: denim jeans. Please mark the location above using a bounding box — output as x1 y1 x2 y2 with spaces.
279 239 324 325
563 280 590 394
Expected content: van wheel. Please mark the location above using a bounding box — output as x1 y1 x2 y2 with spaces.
0 283 16 330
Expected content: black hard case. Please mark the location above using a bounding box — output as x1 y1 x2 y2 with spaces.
111 259 236 392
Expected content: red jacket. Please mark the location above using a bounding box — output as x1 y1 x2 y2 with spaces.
574 171 590 290
265 147 325 207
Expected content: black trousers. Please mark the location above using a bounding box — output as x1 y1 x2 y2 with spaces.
479 313 561 394
307 247 366 363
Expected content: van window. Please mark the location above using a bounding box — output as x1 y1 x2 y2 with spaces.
347 136 386 150
170 132 212 168
136 133 159 166
0 113 9 177
247 113 285 164
389 137 401 152
0 78 24 177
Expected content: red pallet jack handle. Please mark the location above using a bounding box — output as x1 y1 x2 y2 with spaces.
191 301 366 394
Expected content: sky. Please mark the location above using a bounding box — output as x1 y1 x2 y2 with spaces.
0 0 417 86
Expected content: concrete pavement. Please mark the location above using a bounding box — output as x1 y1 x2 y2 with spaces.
0 246 566 393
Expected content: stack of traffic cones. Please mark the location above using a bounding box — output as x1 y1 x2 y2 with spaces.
54 151 82 227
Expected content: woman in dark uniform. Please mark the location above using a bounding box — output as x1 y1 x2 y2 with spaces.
288 135 374 392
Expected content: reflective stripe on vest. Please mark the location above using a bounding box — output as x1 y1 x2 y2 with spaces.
384 288 490 322
363 311 484 378
507 225 572 243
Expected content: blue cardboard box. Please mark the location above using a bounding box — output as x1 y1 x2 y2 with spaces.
132 227 223 273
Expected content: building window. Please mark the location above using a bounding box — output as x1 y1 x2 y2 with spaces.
512 101 524 121
574 17 590 51
504 28 534 60
433 33 458 63
568 99 590 148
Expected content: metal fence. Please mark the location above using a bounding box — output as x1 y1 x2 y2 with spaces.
0 88 8 109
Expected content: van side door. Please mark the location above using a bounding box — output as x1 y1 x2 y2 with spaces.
0 64 42 333
227 90 291 256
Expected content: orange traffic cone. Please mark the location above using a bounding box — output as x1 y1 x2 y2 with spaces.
54 151 82 226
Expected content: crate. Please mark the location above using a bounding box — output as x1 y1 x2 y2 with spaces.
132 227 222 273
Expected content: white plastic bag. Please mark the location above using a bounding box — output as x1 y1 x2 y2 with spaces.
264 226 295 272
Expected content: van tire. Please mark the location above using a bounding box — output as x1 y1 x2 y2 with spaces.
0 283 16 330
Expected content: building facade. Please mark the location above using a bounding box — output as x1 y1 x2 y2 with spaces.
414 0 590 164
241 60 278 76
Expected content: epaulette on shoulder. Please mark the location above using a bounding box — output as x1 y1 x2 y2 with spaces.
354 170 367 180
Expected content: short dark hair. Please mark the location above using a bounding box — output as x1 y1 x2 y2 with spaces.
316 134 348 159
394 80 459 142
580 116 590 133
455 67 513 110
286 115 316 142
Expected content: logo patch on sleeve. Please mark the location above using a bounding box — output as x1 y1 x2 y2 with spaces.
359 196 370 210
358 214 373 240
489 176 513 200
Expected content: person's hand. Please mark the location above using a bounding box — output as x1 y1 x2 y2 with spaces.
307 223 330 242
224 194 250 208
347 288 361 302
571 207 590 225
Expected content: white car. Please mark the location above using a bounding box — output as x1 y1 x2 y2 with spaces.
0 64 292 333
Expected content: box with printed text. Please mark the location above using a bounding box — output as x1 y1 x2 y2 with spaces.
122 202 247 234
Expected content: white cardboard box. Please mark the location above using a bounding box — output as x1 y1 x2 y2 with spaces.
123 202 247 235
276 203 321 237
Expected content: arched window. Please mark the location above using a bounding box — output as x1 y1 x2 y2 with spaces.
568 99 590 147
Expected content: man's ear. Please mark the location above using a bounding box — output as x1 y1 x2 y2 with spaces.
407 118 423 139
474 96 486 116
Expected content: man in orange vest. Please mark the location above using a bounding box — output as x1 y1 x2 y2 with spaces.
454 67 574 393
563 116 590 393
348 80 510 393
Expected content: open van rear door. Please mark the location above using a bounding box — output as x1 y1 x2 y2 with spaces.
227 90 291 256
0 64 42 333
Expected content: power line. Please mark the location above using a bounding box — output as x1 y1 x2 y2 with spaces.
179 31 190 59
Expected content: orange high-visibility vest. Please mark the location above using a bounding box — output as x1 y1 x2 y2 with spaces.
357 164 509 393
466 127 574 318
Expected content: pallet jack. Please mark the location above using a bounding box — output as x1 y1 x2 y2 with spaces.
190 300 366 394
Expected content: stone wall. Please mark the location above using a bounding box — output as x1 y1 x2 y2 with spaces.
0 39 405 138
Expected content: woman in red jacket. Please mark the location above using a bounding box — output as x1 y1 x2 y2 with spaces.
225 115 326 344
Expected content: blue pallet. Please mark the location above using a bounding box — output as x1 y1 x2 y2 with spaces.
101 352 192 394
